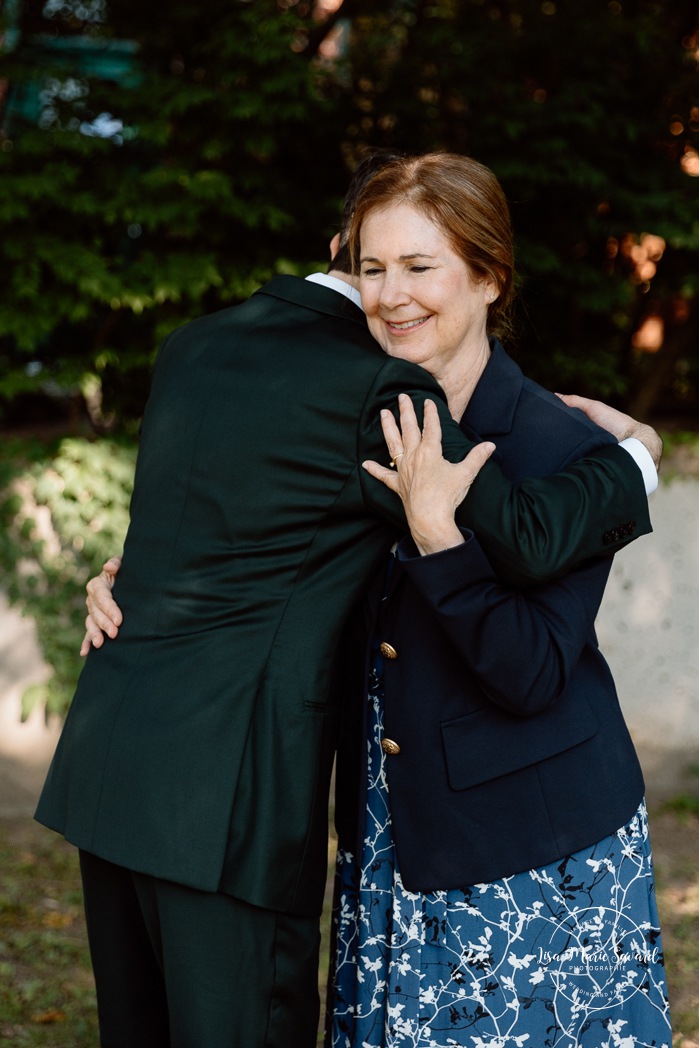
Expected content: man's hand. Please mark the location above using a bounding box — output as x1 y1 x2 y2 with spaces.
363 395 495 556
80 555 124 656
556 394 663 470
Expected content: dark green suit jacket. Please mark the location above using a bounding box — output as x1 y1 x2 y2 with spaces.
35 276 651 916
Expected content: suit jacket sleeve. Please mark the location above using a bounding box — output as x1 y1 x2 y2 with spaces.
396 528 611 716
357 358 651 588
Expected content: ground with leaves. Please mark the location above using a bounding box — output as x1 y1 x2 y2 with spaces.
0 810 697 1046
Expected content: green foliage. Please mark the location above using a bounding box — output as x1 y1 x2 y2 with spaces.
341 0 699 406
0 436 136 718
1 0 698 425
0 0 346 425
657 429 699 481
664 794 699 817
663 764 699 815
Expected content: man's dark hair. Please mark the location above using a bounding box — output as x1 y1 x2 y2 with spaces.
330 148 407 274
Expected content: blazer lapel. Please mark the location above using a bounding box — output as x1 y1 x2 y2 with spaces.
461 340 522 441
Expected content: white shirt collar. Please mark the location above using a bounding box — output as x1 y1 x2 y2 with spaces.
305 272 364 311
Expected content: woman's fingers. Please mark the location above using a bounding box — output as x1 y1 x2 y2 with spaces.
101 555 123 576
362 459 400 491
80 616 106 656
84 589 121 636
379 408 404 464
454 441 496 494
420 399 443 450
83 557 124 655
397 393 423 450
380 396 441 465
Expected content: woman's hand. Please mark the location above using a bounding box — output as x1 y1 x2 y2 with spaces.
362 395 495 556
556 392 663 470
80 555 124 655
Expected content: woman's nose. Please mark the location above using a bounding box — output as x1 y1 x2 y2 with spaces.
378 271 411 310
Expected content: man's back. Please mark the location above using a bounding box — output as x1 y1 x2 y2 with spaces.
36 275 455 915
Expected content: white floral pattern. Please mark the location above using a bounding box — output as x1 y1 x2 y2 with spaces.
328 664 672 1048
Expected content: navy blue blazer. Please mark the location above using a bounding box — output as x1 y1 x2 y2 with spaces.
336 342 645 893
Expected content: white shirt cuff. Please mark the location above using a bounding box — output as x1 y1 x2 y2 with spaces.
619 437 658 495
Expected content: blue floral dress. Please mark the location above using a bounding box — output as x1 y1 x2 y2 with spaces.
328 659 672 1048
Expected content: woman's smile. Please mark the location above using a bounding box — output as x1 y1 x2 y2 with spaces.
383 314 432 333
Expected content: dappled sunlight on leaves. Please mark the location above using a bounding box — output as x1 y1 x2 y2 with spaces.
0 437 136 718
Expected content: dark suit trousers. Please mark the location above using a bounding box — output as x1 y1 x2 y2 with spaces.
79 851 320 1048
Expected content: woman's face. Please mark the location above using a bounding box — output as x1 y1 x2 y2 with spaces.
358 203 495 381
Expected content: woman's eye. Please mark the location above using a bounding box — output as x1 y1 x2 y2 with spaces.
410 265 430 273
361 267 383 277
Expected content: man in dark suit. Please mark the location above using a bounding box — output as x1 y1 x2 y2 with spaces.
35 153 660 1047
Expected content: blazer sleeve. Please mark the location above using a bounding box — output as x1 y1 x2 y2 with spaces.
395 529 612 717
458 444 650 587
357 358 651 588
